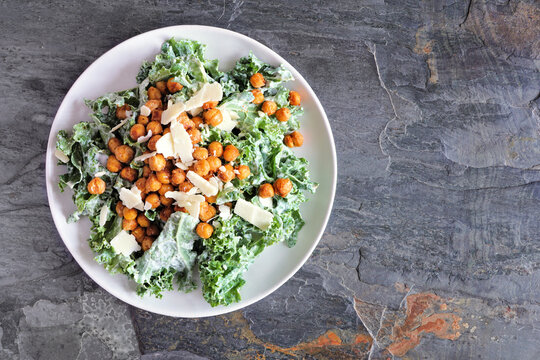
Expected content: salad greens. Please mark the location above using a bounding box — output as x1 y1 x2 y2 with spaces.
56 38 317 307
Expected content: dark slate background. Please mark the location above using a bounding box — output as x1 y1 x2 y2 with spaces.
1 0 539 359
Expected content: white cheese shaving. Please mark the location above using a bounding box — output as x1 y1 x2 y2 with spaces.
109 118 130 132
224 181 235 190
94 171 106 178
165 191 204 220
184 82 223 112
215 107 237 132
186 171 218 197
229 111 239 120
170 118 194 163
144 201 152 211
66 181 75 189
110 230 141 257
258 111 266 117
99 205 109 227
186 187 199 195
259 196 273 208
137 130 152 143
140 105 151 117
209 177 223 191
218 204 232 220
218 166 226 173
233 170 240 175
119 186 144 211
234 199 274 230
54 149 69 163
155 132 175 158
161 102 186 125
133 151 157 163
175 162 189 170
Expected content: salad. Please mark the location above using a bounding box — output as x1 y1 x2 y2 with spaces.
55 38 316 307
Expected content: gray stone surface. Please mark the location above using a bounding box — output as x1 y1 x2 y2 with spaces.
1 0 539 359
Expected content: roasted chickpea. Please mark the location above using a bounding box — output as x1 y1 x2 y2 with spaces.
146 224 159 237
106 155 123 173
193 159 210 177
115 201 124 216
163 127 171 135
141 236 154 251
114 145 134 164
151 109 162 123
108 137 122 153
137 115 149 126
137 213 151 228
132 227 145 243
283 134 294 148
116 104 131 119
208 142 223 157
191 116 203 128
289 90 301 106
145 173 162 193
203 108 223 127
145 193 160 209
276 108 291 122
258 183 275 198
142 165 151 178
123 218 138 231
196 222 214 239
120 167 138 182
135 178 146 193
146 121 163 135
167 77 183 93
87 177 106 195
205 195 217 203
199 202 217 222
129 124 146 140
147 135 161 151
251 89 264 104
145 100 162 111
250 72 265 88
273 178 293 197
217 164 235 182
193 147 208 160
171 168 186 186
207 156 222 172
290 131 304 147
261 100 277 116
149 154 166 172
202 101 218 109
158 183 174 196
223 145 240 162
155 81 167 94
188 128 202 144
177 181 194 193
181 118 195 131
123 207 138 221
147 86 162 100
165 160 175 170
160 194 174 207
156 169 171 184
235 165 250 180
174 205 188 213
159 206 173 221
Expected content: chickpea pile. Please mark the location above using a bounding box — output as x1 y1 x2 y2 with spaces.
103 77 254 245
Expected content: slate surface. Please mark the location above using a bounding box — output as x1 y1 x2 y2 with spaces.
1 0 539 359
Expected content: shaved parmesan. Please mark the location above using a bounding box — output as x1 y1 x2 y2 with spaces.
110 230 141 256
119 186 144 211
165 191 204 220
99 205 109 227
185 82 223 112
215 107 237 132
186 187 199 195
144 201 152 211
186 171 218 196
140 105 151 116
94 171 106 178
218 204 232 220
109 118 130 132
259 196 273 208
218 165 226 173
54 149 69 163
133 151 157 163
170 118 193 163
175 162 189 170
137 130 152 143
161 101 186 125
234 199 274 230
155 132 175 158
209 177 223 191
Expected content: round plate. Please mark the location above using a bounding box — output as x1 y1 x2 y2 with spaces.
46 25 336 317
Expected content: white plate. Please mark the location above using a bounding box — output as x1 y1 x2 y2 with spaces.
46 25 336 317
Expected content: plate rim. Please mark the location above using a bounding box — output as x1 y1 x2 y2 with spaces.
45 24 337 317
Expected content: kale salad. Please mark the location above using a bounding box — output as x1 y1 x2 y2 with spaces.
55 38 316 307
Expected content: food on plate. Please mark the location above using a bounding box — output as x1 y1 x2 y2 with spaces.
55 38 317 307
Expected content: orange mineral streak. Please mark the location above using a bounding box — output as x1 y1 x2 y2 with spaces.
387 293 462 357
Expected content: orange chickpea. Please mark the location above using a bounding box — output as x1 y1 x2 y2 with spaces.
258 183 275 198
132 227 145 243
193 159 210 177
208 142 223 157
130 124 146 140
203 108 223 127
199 202 217 222
145 100 162 111
163 127 171 135
193 147 208 160
160 194 174 207
156 169 171 184
123 207 138 221
122 218 138 231
250 73 265 88
149 154 166 172
114 145 134 164
290 131 304 147
87 177 106 195
108 137 122 153
191 116 203 128
120 167 138 182
188 128 202 144
137 115 149 126
261 101 277 115
146 121 163 135
283 135 294 148
207 156 222 172
146 224 159 237
115 201 124 216
205 195 217 203
145 193 160 209
251 89 264 104
223 145 240 162
171 168 186 186
158 183 174 196
202 101 218 109
145 173 162 193
289 90 301 106
155 81 167 94
196 222 214 239
217 164 235 182
147 86 162 100
147 135 161 151
135 178 146 192
151 109 162 123
177 181 194 193
142 165 151 178
174 205 188 213
141 236 154 251
106 155 123 173
167 77 183 93
137 213 151 228
116 104 131 119
273 178 293 197
159 206 173 221
276 108 291 122
235 165 250 180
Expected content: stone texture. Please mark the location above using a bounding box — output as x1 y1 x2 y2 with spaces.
1 0 539 359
